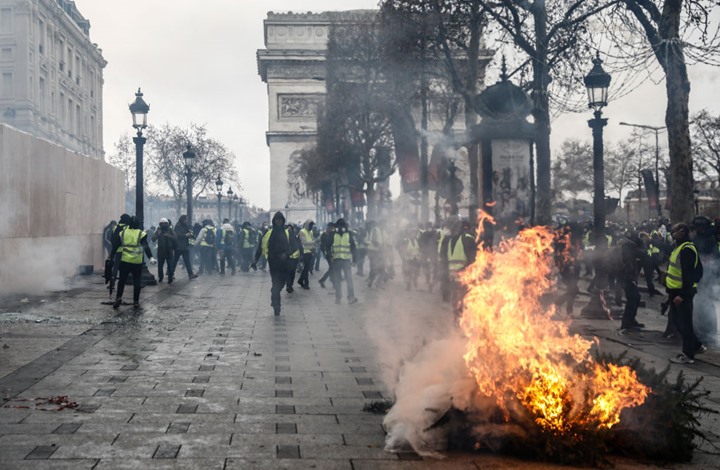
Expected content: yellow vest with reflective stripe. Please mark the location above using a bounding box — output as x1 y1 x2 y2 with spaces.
120 228 145 264
332 232 352 260
447 237 467 272
647 244 660 257
261 228 289 259
116 223 128 253
299 228 315 252
666 241 698 289
242 228 254 249
406 239 420 260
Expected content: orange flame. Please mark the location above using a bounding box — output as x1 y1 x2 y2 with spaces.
459 212 648 434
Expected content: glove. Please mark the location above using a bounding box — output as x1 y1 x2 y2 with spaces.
149 258 158 265
251 263 257 271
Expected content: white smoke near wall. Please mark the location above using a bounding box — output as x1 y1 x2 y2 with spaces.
694 258 720 347
0 237 85 296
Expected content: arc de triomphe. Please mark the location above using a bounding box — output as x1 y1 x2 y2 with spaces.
257 11 351 224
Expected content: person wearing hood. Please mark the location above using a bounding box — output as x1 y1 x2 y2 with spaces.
252 211 291 315
327 218 358 305
196 219 218 275
298 220 316 289
219 219 236 275
172 215 198 280
285 224 303 293
103 220 117 258
152 218 177 283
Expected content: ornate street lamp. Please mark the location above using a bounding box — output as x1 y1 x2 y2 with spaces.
129 88 149 228
183 144 196 225
215 176 224 222
581 53 612 318
227 186 234 220
128 88 156 285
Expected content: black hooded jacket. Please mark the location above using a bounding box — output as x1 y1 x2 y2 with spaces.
255 212 290 269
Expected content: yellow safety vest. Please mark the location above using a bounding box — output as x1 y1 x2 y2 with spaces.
260 228 289 260
438 232 446 255
242 228 254 249
332 232 352 260
120 228 145 264
299 228 315 253
647 244 660 257
368 226 383 252
666 241 698 290
200 227 216 247
116 223 127 253
406 239 420 260
447 236 467 272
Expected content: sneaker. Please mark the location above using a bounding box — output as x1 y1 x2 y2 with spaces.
697 345 708 355
670 353 694 364
274 308 281 316
189 273 198 279
133 303 141 309
286 286 294 293
319 280 325 288
168 277 174 284
348 297 358 305
112 298 122 309
302 284 310 290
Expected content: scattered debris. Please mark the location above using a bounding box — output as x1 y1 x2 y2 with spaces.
20 298 29 303
2 395 79 411
252 352 262 356
363 400 394 414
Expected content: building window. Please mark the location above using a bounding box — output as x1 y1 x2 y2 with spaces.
0 8 11 33
1 48 11 60
76 104 80 135
1 72 13 97
39 77 46 114
59 92 65 124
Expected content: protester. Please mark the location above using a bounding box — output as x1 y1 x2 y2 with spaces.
172 215 198 280
327 218 358 305
111 216 156 309
152 218 176 283
253 212 291 316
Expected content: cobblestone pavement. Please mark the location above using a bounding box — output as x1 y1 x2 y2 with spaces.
1 269 719 469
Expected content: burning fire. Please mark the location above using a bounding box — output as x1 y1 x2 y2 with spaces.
458 213 649 434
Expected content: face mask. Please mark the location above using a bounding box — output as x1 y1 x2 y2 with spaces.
443 228 451 236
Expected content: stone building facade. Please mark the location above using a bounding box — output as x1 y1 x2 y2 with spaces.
0 0 105 159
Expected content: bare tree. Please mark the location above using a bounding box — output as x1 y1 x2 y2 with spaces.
691 109 720 188
552 138 594 202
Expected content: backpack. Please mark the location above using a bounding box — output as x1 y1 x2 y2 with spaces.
224 230 234 246
204 227 216 245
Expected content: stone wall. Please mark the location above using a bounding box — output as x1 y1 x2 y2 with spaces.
0 124 124 295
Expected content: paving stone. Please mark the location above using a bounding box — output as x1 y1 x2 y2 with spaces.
275 376 292 384
275 423 297 434
275 390 293 398
276 444 300 459
276 405 295 414
53 423 82 434
185 389 205 398
198 365 215 371
356 378 374 385
166 422 191 434
93 388 115 397
176 404 198 414
362 391 384 399
349 367 367 373
153 443 181 459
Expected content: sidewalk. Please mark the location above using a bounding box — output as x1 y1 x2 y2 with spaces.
0 269 718 469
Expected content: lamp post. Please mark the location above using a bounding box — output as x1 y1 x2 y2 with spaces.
227 187 234 220
215 176 223 222
128 88 156 285
619 121 665 218
238 196 244 223
581 52 611 318
183 144 196 225
129 88 149 228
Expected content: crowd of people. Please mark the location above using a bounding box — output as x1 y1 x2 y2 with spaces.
102 210 718 364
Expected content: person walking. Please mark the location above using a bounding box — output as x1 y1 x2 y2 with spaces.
666 223 706 364
298 220 316 289
439 219 476 304
111 216 156 309
619 232 646 330
219 219 237 275
238 222 257 272
252 212 291 316
286 224 302 293
318 222 336 288
327 218 358 305
152 218 176 283
196 219 218 275
366 220 385 289
108 213 132 297
398 227 421 290
172 215 198 280
103 220 116 258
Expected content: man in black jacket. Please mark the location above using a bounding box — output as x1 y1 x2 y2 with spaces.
619 232 646 330
152 218 176 283
667 223 706 364
253 212 291 316
172 215 198 280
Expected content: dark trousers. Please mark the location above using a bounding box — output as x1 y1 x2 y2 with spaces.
319 259 334 285
670 293 702 359
199 246 215 274
240 247 254 272
157 254 174 281
270 266 287 314
220 247 236 274
173 249 194 276
117 261 142 304
621 280 641 327
556 270 579 313
332 259 355 302
367 251 385 287
355 248 367 275
287 258 299 288
299 253 313 286
314 251 322 271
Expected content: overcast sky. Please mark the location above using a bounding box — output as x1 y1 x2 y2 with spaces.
74 0 720 209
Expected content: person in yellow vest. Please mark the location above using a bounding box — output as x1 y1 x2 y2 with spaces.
398 227 421 290
107 213 132 297
252 212 291 316
196 219 218 275
666 223 706 364
238 222 257 272
110 216 156 309
285 224 303 293
298 220 316 289
439 220 476 303
366 220 385 289
327 218 358 305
